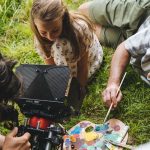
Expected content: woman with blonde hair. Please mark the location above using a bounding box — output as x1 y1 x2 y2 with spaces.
30 0 103 111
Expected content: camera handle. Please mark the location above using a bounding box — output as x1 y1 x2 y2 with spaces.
45 124 54 150
45 124 65 150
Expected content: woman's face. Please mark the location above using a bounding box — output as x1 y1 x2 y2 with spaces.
34 17 63 42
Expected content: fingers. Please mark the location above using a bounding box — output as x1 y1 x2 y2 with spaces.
3 129 31 150
16 132 31 145
110 87 118 107
8 127 18 137
20 141 31 150
22 133 31 141
15 132 31 150
102 90 111 107
117 91 122 103
102 84 123 108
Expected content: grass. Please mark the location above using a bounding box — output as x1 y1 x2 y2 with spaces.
0 0 150 147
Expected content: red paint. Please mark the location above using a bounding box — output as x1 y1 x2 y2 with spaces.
29 116 52 129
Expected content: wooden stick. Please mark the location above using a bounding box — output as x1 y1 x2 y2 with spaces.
116 72 127 95
103 103 113 123
58 123 70 135
103 72 127 123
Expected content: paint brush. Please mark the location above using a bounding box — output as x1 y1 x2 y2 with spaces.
103 72 127 123
58 123 70 135
105 139 134 150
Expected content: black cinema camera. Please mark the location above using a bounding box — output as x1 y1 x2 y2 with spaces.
16 64 72 150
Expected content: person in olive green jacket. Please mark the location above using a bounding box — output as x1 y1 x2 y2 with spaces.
79 0 150 48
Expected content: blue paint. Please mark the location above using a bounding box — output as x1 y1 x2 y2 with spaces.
80 143 88 148
95 123 109 132
94 140 104 148
65 139 70 147
70 126 82 135
104 133 121 143
80 143 96 150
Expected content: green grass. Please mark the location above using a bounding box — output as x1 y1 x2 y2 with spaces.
0 0 150 147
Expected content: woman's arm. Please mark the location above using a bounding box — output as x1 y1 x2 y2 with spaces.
77 51 89 87
34 37 55 65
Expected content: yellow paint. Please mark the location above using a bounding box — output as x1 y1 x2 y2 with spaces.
110 145 116 150
83 132 99 142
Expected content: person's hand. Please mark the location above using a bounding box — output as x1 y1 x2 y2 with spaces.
2 127 31 150
102 83 122 108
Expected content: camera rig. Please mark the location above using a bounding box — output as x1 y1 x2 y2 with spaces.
16 64 71 150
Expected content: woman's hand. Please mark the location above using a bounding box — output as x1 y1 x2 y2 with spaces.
2 127 31 150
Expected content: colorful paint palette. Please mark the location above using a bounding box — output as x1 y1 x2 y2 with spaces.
63 119 128 150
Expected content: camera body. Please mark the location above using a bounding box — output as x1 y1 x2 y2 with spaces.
16 64 71 150
18 117 65 150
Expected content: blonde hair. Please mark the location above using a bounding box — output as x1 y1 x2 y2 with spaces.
31 0 94 59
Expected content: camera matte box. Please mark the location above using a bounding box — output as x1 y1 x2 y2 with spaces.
16 64 70 119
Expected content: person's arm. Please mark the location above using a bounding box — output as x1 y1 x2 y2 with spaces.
2 127 31 150
102 42 130 108
34 37 55 65
102 25 150 107
0 135 5 150
77 51 89 87
77 51 89 100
